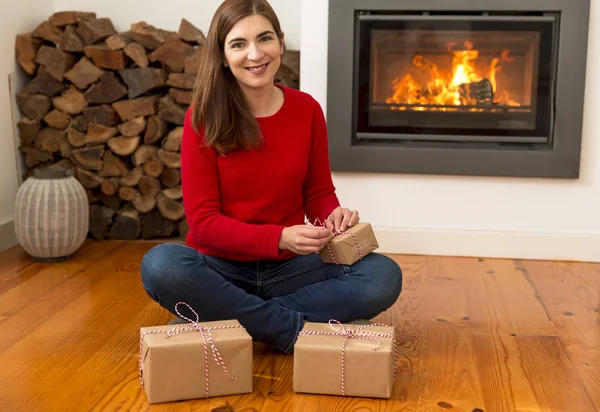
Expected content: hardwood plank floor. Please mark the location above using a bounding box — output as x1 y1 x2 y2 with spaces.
0 241 598 412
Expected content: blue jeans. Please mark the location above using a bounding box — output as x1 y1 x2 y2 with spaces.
140 243 402 353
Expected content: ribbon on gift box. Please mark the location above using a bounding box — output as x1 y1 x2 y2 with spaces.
305 217 363 265
298 320 397 396
139 302 243 398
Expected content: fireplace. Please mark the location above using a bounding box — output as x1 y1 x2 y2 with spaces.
326 0 590 178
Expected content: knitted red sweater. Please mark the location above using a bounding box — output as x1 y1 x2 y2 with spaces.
181 85 340 261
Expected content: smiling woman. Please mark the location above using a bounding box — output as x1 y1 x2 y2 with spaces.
139 0 403 354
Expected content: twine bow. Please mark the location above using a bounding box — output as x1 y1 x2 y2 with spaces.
298 320 397 396
305 217 363 265
139 302 242 398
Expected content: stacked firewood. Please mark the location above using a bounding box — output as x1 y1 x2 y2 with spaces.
14 11 300 240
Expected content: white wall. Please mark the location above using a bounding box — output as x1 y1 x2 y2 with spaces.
52 0 302 49
0 0 54 251
301 0 600 262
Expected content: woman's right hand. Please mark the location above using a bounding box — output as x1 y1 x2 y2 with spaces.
278 225 334 255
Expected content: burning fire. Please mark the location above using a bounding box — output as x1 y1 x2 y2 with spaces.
385 41 520 110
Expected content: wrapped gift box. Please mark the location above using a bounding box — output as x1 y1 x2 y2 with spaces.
140 319 253 404
319 222 379 265
293 321 396 398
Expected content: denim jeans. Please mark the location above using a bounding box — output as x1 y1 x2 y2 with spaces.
140 243 403 353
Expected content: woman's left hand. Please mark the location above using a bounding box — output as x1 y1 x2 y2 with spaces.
325 207 360 233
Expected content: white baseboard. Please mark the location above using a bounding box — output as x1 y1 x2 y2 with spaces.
374 226 600 263
0 219 17 253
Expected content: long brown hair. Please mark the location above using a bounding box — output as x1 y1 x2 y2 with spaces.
190 0 283 154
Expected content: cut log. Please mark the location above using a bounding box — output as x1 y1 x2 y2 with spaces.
167 72 196 90
123 42 148 68
108 206 141 240
157 193 185 221
99 150 129 177
49 158 76 171
35 45 76 82
89 204 115 240
76 18 117 45
84 72 127 104
85 188 97 203
459 79 494 105
162 128 182 152
20 146 52 168
163 185 182 200
16 91 52 121
169 88 193 105
18 118 41 146
67 127 86 147
157 150 180 170
184 47 203 73
143 158 165 178
23 66 65 97
76 167 104 189
65 57 105 90
119 166 143 186
59 25 85 53
139 175 161 197
100 177 120 196
86 122 118 146
43 109 71 130
71 145 105 171
179 218 189 238
178 18 206 45
107 135 141 156
119 67 168 99
132 144 158 166
148 38 193 73
130 21 177 50
132 193 157 213
52 86 88 115
50 11 96 27
83 104 121 127
36 127 71 157
33 20 63 45
118 186 138 201
274 63 299 89
112 94 160 121
118 116 146 137
144 115 167 144
158 95 186 125
97 192 122 211
106 32 133 50
141 210 178 239
84 45 127 70
16 33 43 75
282 50 300 78
161 167 180 187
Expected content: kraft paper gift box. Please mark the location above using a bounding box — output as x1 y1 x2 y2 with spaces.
319 222 379 265
293 321 397 398
139 319 253 404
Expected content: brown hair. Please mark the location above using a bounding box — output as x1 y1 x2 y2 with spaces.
190 0 283 154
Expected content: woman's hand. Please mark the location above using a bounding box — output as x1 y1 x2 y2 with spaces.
278 225 333 255
325 207 360 233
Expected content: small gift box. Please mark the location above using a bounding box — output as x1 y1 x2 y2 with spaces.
319 222 379 265
293 321 397 398
139 303 253 404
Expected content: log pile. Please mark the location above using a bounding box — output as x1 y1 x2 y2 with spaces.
14 11 301 241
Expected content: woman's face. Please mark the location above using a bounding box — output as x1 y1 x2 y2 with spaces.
223 14 284 92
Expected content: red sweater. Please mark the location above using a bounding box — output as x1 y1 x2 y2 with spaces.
181 85 340 261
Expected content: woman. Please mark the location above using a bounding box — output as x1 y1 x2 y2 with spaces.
141 0 402 353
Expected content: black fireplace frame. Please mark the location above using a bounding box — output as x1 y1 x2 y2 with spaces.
326 0 591 178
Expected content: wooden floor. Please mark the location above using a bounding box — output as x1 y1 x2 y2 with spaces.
0 241 598 412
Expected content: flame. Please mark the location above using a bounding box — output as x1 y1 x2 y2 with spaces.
385 41 520 110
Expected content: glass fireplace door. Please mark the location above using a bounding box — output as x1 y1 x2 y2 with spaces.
355 15 558 143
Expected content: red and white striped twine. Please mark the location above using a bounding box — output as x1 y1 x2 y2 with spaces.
139 302 242 398
306 218 363 265
298 320 397 396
